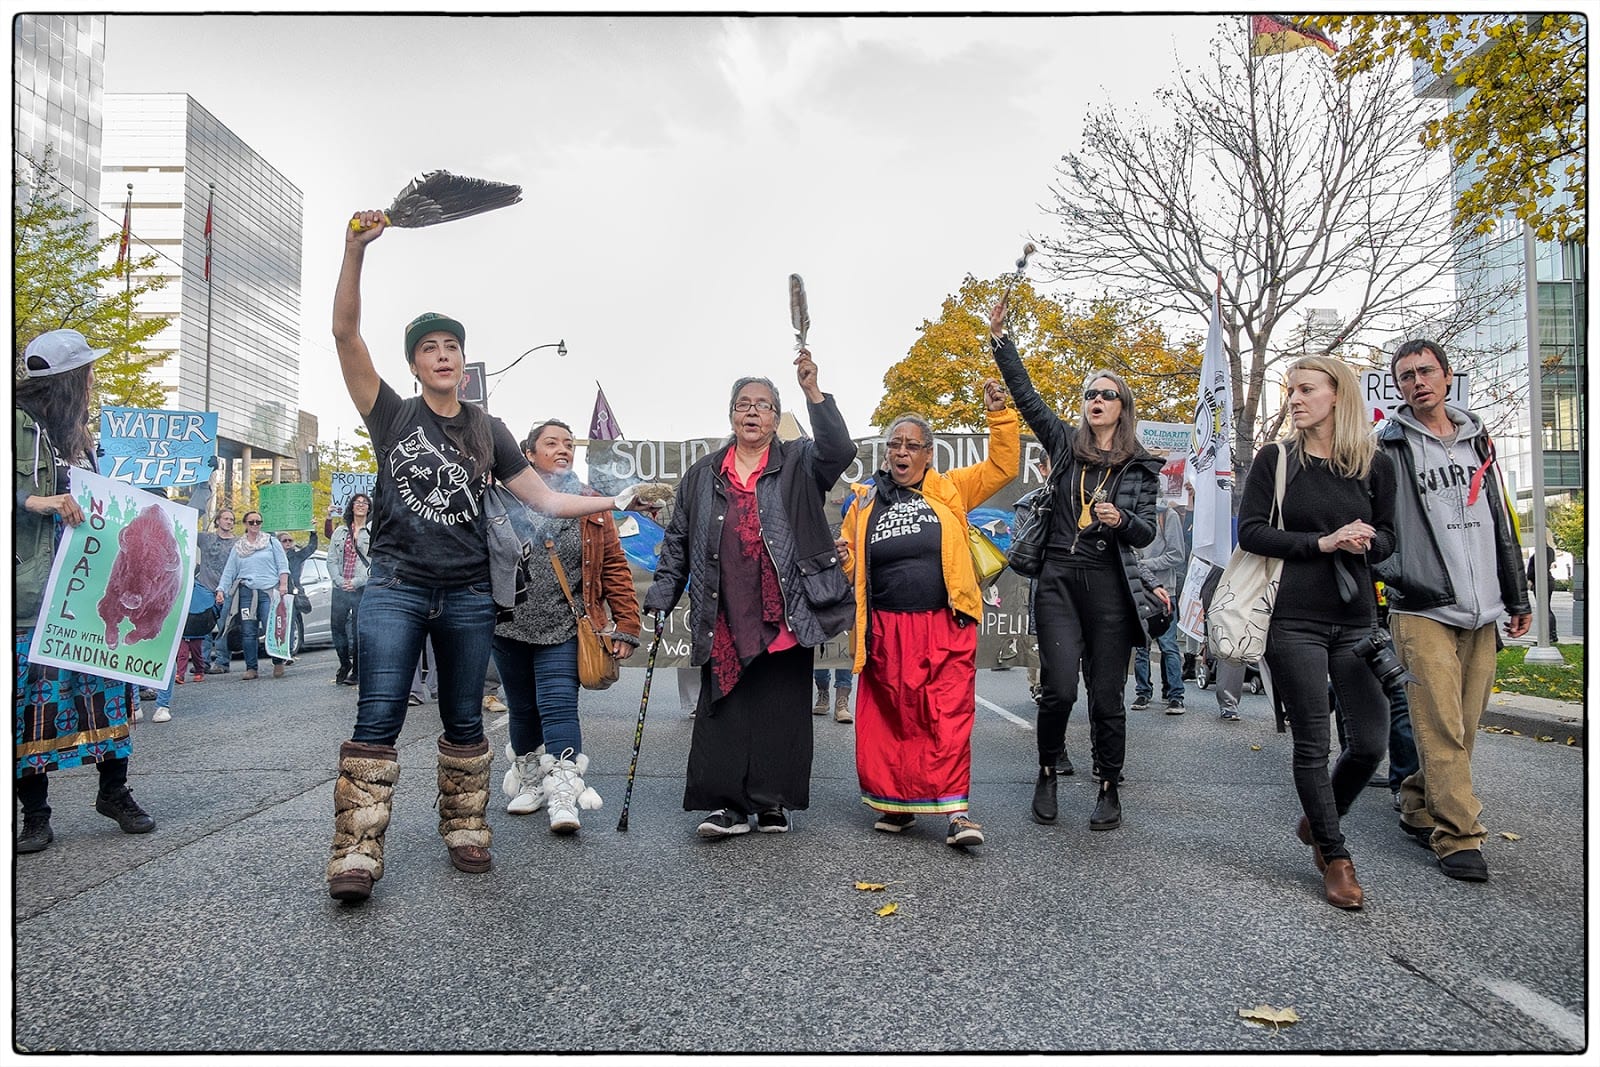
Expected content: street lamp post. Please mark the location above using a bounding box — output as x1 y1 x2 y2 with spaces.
486 340 567 400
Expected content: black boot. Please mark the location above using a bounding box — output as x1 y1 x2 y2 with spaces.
1031 767 1058 824
16 812 53 853
1089 781 1122 831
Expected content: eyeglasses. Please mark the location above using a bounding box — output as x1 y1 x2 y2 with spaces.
245 519 262 526
1396 364 1444 385
733 399 776 414
1084 388 1122 403
886 438 931 453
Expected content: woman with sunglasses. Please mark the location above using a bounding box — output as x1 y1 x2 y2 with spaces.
838 384 1018 848
216 512 291 680
988 303 1165 832
324 211 649 904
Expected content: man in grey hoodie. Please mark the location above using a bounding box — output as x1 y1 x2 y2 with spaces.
1376 339 1530 883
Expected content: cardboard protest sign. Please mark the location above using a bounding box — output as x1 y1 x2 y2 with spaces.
28 469 197 688
258 482 314 532
99 407 219 487
330 471 377 510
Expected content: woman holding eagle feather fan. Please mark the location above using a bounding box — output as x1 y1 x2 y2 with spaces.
325 206 662 904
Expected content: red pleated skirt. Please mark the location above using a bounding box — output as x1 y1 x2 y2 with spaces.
855 609 977 814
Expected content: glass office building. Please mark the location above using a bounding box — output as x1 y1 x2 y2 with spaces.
14 14 105 216
101 94 304 463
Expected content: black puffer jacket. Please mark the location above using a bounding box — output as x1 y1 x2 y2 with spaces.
991 335 1164 640
644 394 856 666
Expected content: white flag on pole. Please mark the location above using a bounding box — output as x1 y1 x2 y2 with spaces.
1177 284 1235 642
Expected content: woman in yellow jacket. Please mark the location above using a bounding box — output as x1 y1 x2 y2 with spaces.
838 382 1018 848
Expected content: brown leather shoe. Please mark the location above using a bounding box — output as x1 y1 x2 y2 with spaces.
1296 815 1327 872
241 669 258 680
272 662 285 678
1323 858 1364 910
448 844 492 874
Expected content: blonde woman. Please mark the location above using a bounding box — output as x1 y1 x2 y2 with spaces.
1237 356 1396 910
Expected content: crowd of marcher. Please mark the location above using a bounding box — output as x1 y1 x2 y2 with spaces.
14 212 1537 913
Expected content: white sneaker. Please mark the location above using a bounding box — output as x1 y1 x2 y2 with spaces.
132 705 144 723
502 744 547 814
152 706 171 723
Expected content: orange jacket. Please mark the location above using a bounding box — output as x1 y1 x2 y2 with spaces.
579 510 642 641
839 407 1019 674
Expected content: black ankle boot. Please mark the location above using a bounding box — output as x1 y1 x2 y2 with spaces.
1089 781 1121 831
1031 767 1058 824
16 813 53 853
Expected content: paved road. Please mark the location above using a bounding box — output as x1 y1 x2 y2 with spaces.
14 649 1586 1053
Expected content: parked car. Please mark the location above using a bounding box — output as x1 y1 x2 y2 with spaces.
223 551 334 659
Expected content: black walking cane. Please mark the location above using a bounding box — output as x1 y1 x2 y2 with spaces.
616 610 666 832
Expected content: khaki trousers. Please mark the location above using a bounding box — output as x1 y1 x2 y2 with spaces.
1391 614 1498 856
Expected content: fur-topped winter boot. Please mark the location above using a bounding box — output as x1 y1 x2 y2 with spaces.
436 737 493 873
501 742 548 814
541 748 603 835
327 740 401 903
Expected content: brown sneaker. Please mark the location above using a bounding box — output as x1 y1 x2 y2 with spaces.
272 662 286 678
242 669 258 680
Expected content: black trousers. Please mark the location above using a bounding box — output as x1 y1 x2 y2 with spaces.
1264 615 1387 864
1033 558 1138 780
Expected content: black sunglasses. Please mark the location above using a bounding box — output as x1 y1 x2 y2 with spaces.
1084 388 1122 402
244 519 262 525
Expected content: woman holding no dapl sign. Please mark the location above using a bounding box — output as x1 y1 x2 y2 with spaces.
325 210 654 904
14 330 156 854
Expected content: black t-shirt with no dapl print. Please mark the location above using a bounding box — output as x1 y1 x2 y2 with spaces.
866 484 947 613
363 380 529 588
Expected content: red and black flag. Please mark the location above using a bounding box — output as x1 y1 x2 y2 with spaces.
1250 15 1338 58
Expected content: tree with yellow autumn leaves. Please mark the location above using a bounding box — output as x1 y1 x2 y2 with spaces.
872 275 1199 432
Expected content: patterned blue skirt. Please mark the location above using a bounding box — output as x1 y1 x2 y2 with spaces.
14 628 133 778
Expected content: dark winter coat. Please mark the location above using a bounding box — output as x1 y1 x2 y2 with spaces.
643 394 856 666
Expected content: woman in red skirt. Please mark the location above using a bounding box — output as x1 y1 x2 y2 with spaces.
839 381 1018 847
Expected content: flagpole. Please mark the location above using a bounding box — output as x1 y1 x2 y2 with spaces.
121 183 132 337
203 182 215 411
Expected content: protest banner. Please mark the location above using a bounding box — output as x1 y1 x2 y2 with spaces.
258 482 314 532
1138 420 1192 504
330 471 377 510
28 469 197 689
590 431 1047 671
98 407 218 488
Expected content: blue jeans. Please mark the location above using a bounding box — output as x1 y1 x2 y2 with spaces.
493 635 581 757
813 668 851 691
1133 624 1184 701
238 588 282 671
352 564 497 748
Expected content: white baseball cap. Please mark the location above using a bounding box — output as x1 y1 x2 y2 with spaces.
22 329 112 378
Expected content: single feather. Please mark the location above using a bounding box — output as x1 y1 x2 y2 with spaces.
789 274 810 349
352 170 523 231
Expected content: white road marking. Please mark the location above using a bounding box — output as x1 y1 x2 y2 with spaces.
976 694 1032 730
1477 978 1585 1046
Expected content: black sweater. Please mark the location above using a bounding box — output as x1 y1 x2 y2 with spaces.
1237 443 1397 626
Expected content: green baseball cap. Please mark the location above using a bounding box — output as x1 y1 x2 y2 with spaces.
403 312 466 360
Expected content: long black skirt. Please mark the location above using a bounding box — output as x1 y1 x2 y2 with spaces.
684 644 814 815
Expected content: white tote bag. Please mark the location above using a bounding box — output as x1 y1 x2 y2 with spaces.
1207 443 1288 666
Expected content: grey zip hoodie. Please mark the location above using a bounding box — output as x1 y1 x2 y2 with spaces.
1387 405 1506 629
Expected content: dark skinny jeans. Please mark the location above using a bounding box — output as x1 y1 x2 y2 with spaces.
1033 556 1138 781
1263 615 1388 864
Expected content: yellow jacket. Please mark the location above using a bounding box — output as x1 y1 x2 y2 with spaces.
840 407 1020 674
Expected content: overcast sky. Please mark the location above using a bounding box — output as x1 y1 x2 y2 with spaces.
103 11 1231 447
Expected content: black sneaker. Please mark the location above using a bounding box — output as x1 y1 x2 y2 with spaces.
1438 849 1489 882
95 786 155 834
946 815 985 847
1219 709 1241 722
1398 818 1435 849
697 809 749 838
1164 698 1186 715
16 814 53 853
1130 695 1151 711
874 811 916 833
1055 750 1075 776
756 809 790 834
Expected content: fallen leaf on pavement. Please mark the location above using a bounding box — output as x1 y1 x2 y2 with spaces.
1238 1004 1300 1030
1250 744 1262 751
854 882 888 891
1536 735 1555 743
1499 831 1521 841
1567 737 1578 746
874 902 899 917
